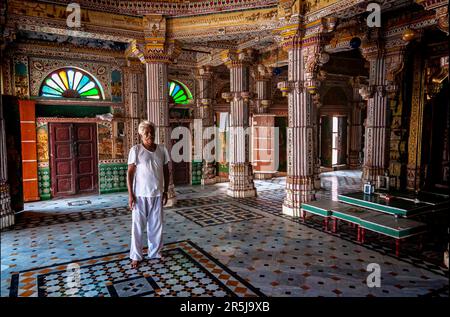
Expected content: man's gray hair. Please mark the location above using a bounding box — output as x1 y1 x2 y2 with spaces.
138 120 155 136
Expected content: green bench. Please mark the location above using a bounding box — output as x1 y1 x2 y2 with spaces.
300 200 337 230
301 199 427 257
337 192 429 217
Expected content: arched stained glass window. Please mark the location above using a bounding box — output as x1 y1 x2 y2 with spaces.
39 68 104 100
168 80 192 105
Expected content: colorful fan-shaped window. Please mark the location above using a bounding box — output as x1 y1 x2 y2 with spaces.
168 80 192 105
39 68 104 100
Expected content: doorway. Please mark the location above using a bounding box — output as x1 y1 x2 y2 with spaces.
170 122 191 185
49 123 98 197
320 116 348 168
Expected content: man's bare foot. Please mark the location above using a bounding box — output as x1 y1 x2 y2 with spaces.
131 260 140 268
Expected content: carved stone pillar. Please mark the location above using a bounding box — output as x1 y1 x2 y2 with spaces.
277 38 316 216
349 77 364 169
130 15 181 206
251 64 275 179
124 59 146 149
195 66 216 185
361 56 389 183
221 49 257 198
0 96 14 229
406 53 426 191
253 64 272 114
361 38 406 185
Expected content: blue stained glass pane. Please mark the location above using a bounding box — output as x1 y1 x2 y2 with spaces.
42 86 62 96
77 75 90 90
172 85 180 96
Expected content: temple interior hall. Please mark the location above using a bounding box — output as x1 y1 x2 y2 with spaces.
0 0 449 298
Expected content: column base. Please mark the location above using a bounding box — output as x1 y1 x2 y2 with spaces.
0 181 15 230
227 163 257 198
362 166 386 184
282 203 302 218
283 176 315 217
349 151 361 169
227 188 257 198
253 172 273 180
201 177 216 185
406 166 421 191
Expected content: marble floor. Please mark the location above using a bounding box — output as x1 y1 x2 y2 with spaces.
1 171 448 297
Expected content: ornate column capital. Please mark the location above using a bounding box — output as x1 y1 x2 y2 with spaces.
221 49 255 68
274 23 302 52
196 66 214 80
127 15 181 64
221 91 253 103
277 80 304 96
252 64 272 81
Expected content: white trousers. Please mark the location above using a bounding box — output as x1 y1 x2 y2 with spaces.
130 196 163 261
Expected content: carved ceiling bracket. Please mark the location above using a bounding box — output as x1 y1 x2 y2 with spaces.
426 55 449 99
415 0 449 35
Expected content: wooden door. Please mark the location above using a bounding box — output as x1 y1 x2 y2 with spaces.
50 123 98 197
50 123 76 197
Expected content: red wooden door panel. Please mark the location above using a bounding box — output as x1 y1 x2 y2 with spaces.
74 123 98 194
50 123 76 197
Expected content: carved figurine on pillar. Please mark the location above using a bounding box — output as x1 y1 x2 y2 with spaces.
221 49 257 198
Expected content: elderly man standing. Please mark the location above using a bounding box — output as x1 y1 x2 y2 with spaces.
127 120 170 268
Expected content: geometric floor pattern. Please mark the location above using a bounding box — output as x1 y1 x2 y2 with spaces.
173 203 265 227
9 240 263 297
2 171 449 297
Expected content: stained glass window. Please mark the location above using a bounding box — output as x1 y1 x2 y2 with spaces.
39 68 104 100
168 80 192 105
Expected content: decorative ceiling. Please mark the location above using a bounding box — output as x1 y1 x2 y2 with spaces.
40 0 279 17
